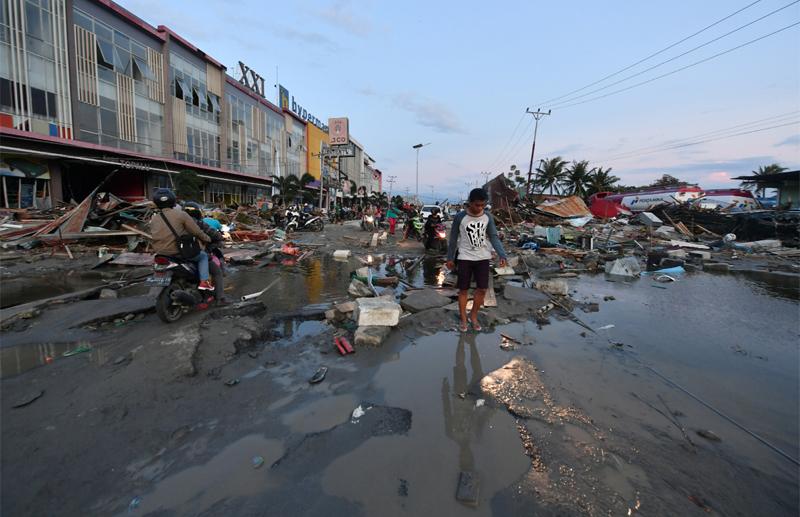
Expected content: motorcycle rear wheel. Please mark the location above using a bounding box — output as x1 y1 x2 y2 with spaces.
156 284 184 323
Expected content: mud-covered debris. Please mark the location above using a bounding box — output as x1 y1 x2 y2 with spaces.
309 366 328 384
696 429 722 442
224 378 240 387
12 390 44 408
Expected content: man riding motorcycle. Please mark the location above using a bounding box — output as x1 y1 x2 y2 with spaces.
184 201 230 304
423 206 444 250
148 188 213 291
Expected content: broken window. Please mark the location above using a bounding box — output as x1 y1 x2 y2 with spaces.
132 57 155 82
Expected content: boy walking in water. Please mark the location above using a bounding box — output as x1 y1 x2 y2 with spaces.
446 188 507 332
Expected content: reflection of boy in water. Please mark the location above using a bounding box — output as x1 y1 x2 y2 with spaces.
441 332 491 472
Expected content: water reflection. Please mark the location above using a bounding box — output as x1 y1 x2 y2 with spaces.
441 332 490 471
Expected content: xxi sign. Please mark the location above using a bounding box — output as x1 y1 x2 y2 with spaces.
238 61 266 97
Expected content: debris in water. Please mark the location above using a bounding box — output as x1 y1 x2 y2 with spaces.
455 470 479 506
687 494 713 513
127 496 141 513
597 324 615 331
63 343 92 357
251 456 265 469
351 405 366 420
475 399 485 408
224 378 240 387
696 429 722 442
12 390 44 408
309 366 328 384
398 478 409 497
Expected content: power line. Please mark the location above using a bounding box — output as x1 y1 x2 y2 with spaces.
549 0 799 109
537 0 765 106
484 112 527 171
603 119 799 163
490 117 535 173
600 110 800 161
553 21 800 110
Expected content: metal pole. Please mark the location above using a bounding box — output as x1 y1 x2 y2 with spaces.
525 108 551 196
415 148 419 203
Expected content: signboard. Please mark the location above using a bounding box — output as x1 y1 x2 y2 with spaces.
329 117 349 146
238 61 266 97
322 143 355 158
278 84 328 131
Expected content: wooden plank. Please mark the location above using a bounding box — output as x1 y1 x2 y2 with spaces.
121 223 153 240
39 231 139 240
109 252 154 266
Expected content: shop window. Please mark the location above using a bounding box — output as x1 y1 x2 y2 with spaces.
96 40 114 70
132 57 155 82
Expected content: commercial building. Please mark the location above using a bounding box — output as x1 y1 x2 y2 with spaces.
0 0 380 209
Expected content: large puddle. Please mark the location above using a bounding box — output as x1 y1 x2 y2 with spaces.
0 271 107 309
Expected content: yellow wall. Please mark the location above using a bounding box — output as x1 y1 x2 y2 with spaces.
306 124 329 180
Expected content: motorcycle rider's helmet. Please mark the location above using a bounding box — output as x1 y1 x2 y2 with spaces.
183 201 203 220
153 188 176 209
431 207 440 216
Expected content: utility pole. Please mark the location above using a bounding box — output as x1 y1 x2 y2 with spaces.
412 142 431 205
387 175 397 199
429 184 435 203
525 108 551 196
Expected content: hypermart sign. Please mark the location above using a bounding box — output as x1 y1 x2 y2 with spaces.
279 85 327 131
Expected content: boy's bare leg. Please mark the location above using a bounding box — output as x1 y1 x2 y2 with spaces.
470 288 486 329
458 289 470 331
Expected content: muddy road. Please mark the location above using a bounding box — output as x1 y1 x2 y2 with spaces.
1 222 798 516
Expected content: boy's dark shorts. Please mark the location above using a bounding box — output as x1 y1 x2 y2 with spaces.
457 259 490 290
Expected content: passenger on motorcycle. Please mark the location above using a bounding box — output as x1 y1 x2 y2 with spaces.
424 206 443 249
184 201 230 304
149 189 213 291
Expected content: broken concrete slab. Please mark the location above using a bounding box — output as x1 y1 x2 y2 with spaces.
502 285 551 307
687 250 712 260
604 257 641 278
494 266 516 276
354 298 402 327
400 289 452 313
534 279 569 296
354 326 391 347
99 288 118 299
348 279 374 298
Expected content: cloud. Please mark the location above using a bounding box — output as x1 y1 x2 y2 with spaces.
775 134 800 147
392 93 467 134
273 26 341 51
356 86 377 97
312 0 371 37
617 156 781 186
705 171 730 182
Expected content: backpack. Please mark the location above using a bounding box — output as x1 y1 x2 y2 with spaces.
159 211 201 259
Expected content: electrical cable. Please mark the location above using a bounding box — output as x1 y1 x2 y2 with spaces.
553 21 800 110
537 0 765 106
485 112 527 171
548 1 799 108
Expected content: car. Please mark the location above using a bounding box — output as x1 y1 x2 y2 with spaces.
420 204 441 221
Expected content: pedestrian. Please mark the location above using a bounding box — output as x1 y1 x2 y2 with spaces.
386 203 400 235
446 188 507 332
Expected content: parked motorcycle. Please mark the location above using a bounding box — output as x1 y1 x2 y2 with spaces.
285 208 324 232
425 222 448 253
148 254 216 323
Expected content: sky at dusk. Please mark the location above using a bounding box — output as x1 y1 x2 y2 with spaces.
120 0 800 202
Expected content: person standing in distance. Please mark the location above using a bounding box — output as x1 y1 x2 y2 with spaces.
446 188 507 332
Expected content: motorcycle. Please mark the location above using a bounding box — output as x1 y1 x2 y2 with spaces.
148 254 216 323
285 208 324 232
361 214 376 231
425 222 448 253
404 214 424 241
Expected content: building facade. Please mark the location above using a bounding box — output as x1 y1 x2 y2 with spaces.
0 0 379 209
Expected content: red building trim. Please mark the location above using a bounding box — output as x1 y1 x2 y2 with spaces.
157 26 225 69
224 77 283 114
0 128 272 186
91 0 165 41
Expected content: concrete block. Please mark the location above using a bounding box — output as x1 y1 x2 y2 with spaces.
333 250 351 259
400 289 452 313
99 288 118 299
687 250 711 260
354 298 401 327
354 326 391 347
666 249 687 258
494 266 516 276
604 257 641 278
636 211 662 227
534 279 569 296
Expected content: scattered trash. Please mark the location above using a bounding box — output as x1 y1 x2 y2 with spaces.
655 274 677 283
351 405 366 420
12 390 44 408
224 379 240 387
241 278 280 301
309 366 328 384
128 496 142 513
475 399 485 407
605 257 641 278
597 324 615 331
251 456 265 469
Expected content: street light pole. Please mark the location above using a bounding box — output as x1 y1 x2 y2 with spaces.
387 175 397 199
525 108 551 196
413 142 431 205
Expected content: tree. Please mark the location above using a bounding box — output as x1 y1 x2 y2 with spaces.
586 166 620 196
271 174 301 204
650 174 687 187
173 169 204 201
370 191 389 207
534 156 569 195
391 195 404 207
298 173 317 204
561 160 595 198
741 163 787 197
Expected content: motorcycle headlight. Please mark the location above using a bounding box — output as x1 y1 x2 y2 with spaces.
366 216 374 222
437 231 446 238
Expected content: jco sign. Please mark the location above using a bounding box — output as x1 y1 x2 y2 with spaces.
328 117 349 146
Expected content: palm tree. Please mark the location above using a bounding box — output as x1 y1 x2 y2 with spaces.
586 166 620 196
534 156 569 195
370 191 389 207
271 174 301 204
741 163 787 197
561 160 595 198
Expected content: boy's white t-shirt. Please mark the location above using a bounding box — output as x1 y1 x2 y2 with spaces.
457 212 492 261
